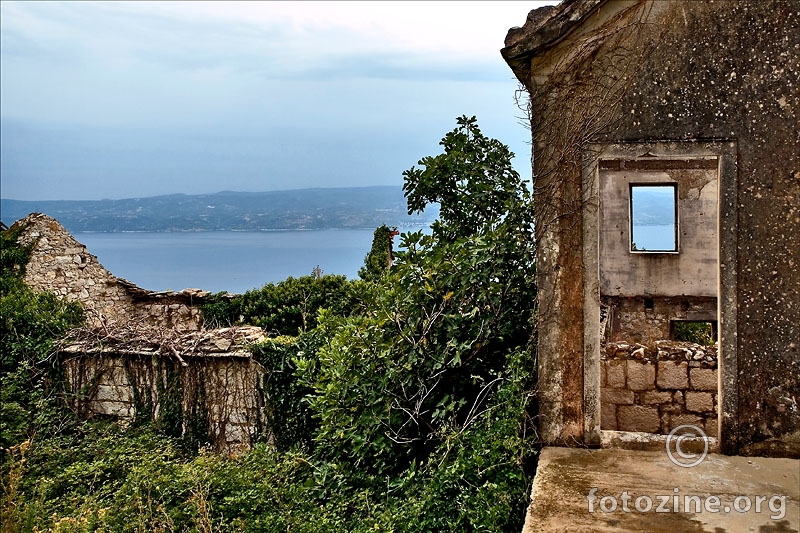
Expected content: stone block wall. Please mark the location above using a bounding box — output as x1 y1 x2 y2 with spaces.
64 352 269 452
601 340 718 436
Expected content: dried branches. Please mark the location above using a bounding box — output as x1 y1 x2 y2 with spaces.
526 0 664 240
61 315 266 363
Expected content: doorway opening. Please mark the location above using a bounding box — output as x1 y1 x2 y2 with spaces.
582 142 738 450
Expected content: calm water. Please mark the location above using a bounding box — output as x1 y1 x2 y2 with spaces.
76 229 397 294
631 224 676 251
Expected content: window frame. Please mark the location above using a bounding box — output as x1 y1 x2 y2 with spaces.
629 182 679 254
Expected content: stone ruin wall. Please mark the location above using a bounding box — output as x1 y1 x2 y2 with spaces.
64 352 269 452
14 213 203 331
603 296 717 346
601 340 718 437
600 297 719 437
9 214 274 451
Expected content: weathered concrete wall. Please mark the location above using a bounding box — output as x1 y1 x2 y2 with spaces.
601 341 718 436
611 0 800 458
599 160 718 297
13 213 205 331
502 0 800 456
64 352 268 452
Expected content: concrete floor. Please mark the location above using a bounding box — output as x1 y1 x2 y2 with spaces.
523 447 799 532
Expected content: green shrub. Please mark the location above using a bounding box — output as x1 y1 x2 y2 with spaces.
1 225 84 450
203 274 358 334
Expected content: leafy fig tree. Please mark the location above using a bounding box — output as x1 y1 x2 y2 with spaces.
403 115 530 239
299 116 537 476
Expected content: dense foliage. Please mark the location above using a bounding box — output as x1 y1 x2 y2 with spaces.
202 274 357 333
358 224 397 282
304 125 536 474
2 116 538 532
0 225 84 451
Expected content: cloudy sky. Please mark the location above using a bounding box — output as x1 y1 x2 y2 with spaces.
1 1 552 201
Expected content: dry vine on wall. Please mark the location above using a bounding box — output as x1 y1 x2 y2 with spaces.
60 318 270 452
511 0 667 442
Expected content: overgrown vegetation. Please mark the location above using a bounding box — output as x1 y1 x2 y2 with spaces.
358 224 397 282
2 116 538 532
202 274 357 333
1 226 84 451
673 321 715 346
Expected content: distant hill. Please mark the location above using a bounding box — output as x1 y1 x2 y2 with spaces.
1 186 437 233
631 186 678 226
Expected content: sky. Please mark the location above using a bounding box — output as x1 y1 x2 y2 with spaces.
1 1 553 201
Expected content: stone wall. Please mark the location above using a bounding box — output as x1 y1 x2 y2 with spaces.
62 326 271 452
12 213 205 331
601 340 717 437
602 296 717 345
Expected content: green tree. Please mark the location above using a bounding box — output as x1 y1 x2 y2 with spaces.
300 116 537 475
358 224 398 282
403 115 529 239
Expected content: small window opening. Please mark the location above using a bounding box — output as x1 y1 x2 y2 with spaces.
630 184 678 252
671 320 717 345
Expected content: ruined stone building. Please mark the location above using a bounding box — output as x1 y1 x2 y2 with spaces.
62 325 270 452
14 213 207 331
9 213 270 450
502 0 799 457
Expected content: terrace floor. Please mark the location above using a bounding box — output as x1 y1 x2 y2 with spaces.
523 446 799 532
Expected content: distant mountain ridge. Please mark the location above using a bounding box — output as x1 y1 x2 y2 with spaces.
1 186 437 233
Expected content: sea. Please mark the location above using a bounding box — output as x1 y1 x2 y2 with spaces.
75 224 676 295
630 224 676 251
75 229 414 295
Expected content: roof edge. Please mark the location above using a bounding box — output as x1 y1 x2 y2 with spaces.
501 0 606 85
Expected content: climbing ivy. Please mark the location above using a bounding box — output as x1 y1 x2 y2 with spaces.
250 330 326 451
358 224 397 282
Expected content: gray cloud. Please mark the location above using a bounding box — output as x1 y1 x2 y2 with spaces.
1 2 534 201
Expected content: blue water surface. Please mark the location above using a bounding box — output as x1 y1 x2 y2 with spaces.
76 229 394 294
